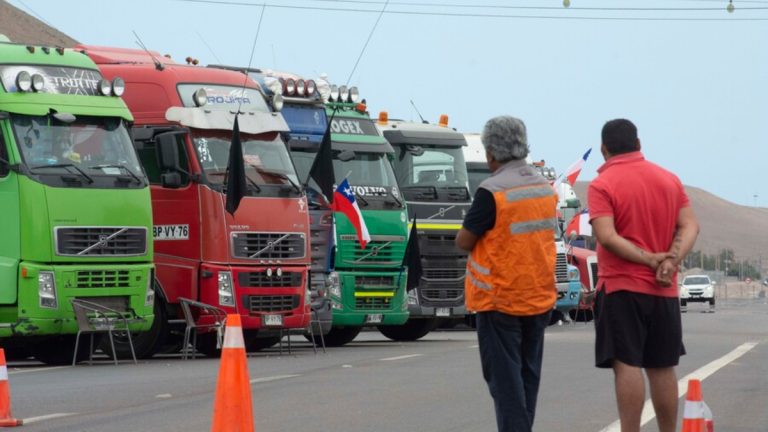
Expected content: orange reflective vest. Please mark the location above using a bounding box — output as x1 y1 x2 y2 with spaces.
465 160 557 316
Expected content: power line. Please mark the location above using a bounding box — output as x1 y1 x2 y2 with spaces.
16 0 53 27
173 0 768 20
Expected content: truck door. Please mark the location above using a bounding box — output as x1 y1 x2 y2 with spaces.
0 124 20 304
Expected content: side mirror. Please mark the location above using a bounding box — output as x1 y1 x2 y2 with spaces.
337 150 356 162
161 172 182 189
156 133 181 171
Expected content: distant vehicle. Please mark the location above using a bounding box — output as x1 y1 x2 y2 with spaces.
762 278 768 287
680 274 715 312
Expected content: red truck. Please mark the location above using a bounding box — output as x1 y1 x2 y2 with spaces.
568 245 598 321
78 46 311 357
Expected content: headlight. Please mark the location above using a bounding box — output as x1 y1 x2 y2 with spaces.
31 74 45 92
348 86 359 102
327 271 341 298
296 79 306 96
111 77 126 97
193 88 208 107
98 79 112 96
567 267 580 281
407 289 418 305
16 71 32 92
338 85 349 102
38 271 58 309
145 274 155 307
329 85 339 101
306 79 317 96
284 78 296 96
272 94 284 111
218 271 235 307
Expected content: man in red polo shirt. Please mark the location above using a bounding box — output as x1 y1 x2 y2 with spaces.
589 119 699 432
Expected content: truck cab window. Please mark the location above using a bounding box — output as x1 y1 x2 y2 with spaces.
0 129 8 177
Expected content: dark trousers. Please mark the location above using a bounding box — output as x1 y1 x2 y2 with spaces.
476 310 551 432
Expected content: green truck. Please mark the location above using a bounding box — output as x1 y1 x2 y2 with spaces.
289 88 409 346
0 39 154 364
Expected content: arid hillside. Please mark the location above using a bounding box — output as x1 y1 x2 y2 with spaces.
573 181 768 260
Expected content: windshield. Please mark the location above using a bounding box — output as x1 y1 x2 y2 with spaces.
684 276 710 285
12 114 144 180
393 145 468 190
192 131 299 187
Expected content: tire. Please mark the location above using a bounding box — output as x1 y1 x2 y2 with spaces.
377 318 439 341
709 297 716 306
31 335 99 365
100 292 169 360
1 339 32 361
323 326 362 347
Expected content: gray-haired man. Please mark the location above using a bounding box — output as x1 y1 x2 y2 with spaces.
456 116 557 432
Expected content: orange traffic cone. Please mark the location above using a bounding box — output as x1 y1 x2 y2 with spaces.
0 349 22 427
682 379 714 432
211 315 254 432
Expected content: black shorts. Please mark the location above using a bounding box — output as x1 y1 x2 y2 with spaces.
594 289 685 369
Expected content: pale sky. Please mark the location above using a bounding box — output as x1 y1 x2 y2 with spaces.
8 0 768 206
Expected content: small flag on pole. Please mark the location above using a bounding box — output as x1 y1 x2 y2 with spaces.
554 148 592 196
332 178 371 249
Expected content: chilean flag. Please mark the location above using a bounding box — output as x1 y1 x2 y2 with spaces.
566 208 592 237
332 178 371 249
554 148 592 195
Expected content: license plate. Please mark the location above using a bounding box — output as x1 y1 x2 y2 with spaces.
365 314 383 324
436 308 451 317
263 314 283 327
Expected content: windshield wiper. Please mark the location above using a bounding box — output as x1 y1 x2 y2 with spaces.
254 167 302 194
209 171 262 193
88 164 143 184
30 163 93 184
354 192 370 207
388 192 403 208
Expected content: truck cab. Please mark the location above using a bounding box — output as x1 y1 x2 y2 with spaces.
80 46 311 356
0 41 154 364
375 113 470 340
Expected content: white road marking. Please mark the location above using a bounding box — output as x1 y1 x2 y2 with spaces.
598 342 758 432
155 393 172 399
342 364 353 368
468 344 479 349
9 366 70 375
380 354 424 361
249 374 301 384
23 412 78 424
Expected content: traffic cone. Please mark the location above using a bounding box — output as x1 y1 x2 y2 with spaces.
211 315 254 432
682 379 713 432
0 349 22 427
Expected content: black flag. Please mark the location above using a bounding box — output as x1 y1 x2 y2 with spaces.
225 114 247 215
401 219 423 292
306 109 337 204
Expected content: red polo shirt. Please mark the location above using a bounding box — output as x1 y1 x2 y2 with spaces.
588 151 689 298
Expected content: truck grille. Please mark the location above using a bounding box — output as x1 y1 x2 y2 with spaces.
75 270 131 289
423 268 465 279
231 232 305 260
421 288 464 302
425 233 456 249
244 295 299 313
73 296 129 311
56 227 147 256
355 276 395 288
555 253 568 283
355 297 392 310
238 272 302 288
339 235 405 266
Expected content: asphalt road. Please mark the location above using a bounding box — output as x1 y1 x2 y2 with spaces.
6 298 768 432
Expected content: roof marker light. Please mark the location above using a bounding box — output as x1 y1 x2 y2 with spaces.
55 47 65 55
193 88 208 107
349 86 360 103
378 111 388 125
98 79 112 96
41 47 50 54
16 71 32 92
26 46 35 53
111 77 126 97
31 74 45 92
438 114 449 127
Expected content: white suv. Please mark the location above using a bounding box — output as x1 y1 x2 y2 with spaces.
680 275 715 312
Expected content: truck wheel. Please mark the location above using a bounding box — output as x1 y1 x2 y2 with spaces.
31 335 99 365
569 309 594 322
377 318 439 341
1 339 32 361
323 326 362 347
101 293 169 360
